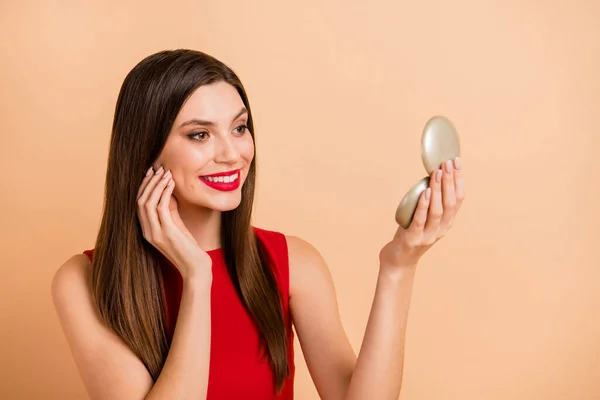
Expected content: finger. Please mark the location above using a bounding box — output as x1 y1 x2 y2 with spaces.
453 157 465 205
138 166 165 203
407 187 431 234
137 167 165 235
157 177 177 232
137 167 154 201
144 169 171 239
440 159 457 228
424 169 443 234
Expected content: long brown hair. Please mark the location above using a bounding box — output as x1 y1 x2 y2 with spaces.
90 49 290 392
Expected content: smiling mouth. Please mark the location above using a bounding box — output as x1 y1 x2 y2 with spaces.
198 170 241 192
199 171 240 183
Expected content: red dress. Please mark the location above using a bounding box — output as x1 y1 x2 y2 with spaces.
83 227 295 399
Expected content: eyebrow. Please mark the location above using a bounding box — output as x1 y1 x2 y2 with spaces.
179 107 248 128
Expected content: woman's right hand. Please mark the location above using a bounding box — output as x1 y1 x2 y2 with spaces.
137 166 212 284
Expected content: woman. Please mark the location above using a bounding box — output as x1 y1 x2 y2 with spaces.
51 49 465 399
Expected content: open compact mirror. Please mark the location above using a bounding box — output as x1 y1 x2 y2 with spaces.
421 116 461 175
395 116 460 229
395 177 430 229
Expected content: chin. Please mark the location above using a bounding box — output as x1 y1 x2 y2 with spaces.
201 195 243 212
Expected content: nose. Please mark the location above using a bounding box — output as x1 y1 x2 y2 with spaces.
214 135 240 164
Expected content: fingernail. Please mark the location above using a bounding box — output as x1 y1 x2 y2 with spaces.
454 157 461 170
162 170 171 179
155 166 163 175
446 160 453 173
146 167 153 176
436 169 442 182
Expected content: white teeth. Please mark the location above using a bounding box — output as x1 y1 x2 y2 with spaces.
204 173 239 183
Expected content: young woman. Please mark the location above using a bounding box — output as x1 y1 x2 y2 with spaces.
51 49 465 400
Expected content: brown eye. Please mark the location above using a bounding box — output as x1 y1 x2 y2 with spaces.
233 125 248 134
188 132 209 141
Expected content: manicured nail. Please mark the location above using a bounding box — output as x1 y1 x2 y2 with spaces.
446 159 453 173
162 170 171 179
436 170 442 182
454 157 461 170
146 167 153 176
155 166 163 175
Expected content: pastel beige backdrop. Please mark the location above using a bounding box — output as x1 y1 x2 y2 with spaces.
1 0 598 399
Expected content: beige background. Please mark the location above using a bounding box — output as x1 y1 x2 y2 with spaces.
1 0 599 399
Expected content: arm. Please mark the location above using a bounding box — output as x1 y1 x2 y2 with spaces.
146 275 211 399
287 237 414 400
289 157 464 400
344 266 415 400
346 158 464 398
51 254 212 400
287 236 357 400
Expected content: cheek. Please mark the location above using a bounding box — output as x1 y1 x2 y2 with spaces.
180 148 212 171
241 136 255 161
171 154 211 184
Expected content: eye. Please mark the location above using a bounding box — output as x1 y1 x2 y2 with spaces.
233 124 248 135
188 132 209 141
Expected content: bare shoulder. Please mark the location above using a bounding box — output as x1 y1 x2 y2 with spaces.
50 253 101 356
285 235 321 261
285 235 332 298
284 236 356 398
51 254 93 308
285 235 327 270
50 254 154 399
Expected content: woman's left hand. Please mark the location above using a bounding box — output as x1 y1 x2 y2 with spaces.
379 157 465 270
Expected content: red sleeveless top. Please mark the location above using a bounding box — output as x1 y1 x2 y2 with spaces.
83 227 295 399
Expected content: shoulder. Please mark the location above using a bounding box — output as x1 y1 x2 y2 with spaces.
252 226 324 267
251 226 325 271
252 226 316 255
251 227 331 297
50 253 156 397
50 253 97 352
285 235 324 266
284 235 332 299
51 254 96 334
51 253 93 305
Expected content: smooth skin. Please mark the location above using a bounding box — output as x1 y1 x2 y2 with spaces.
51 80 465 400
290 159 464 400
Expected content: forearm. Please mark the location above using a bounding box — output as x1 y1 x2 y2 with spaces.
345 265 416 400
146 278 212 400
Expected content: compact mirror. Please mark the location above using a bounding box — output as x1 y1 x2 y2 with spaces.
421 116 460 174
395 116 460 228
395 177 430 229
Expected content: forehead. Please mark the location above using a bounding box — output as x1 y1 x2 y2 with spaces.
176 81 245 122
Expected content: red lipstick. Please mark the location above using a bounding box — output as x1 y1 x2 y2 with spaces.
199 169 241 192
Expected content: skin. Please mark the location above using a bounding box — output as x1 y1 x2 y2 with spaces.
149 80 256 253
51 80 465 399
290 159 464 400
